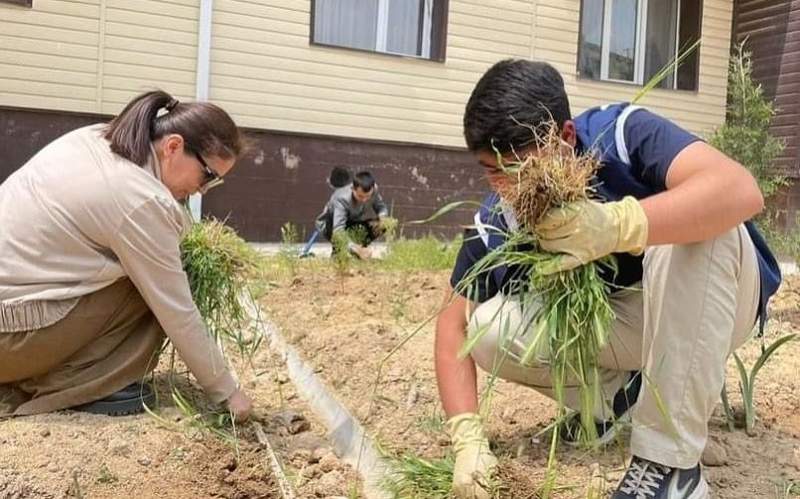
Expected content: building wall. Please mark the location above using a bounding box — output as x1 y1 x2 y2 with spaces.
538 0 732 134
0 0 102 112
210 0 733 144
2 0 734 139
734 0 800 178
1 0 737 240
0 0 199 114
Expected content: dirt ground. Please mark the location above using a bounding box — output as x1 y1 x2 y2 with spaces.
0 336 361 499
1 260 797 499
263 261 800 498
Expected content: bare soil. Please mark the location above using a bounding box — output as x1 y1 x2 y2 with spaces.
0 336 361 499
262 261 800 498
1 261 796 499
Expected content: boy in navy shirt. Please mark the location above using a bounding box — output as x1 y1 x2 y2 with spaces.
437 59 780 499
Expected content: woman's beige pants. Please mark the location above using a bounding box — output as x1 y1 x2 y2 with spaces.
0 279 164 416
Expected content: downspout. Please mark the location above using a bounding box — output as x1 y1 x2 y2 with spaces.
189 0 214 221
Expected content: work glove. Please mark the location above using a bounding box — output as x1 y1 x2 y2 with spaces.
446 412 499 499
534 196 648 274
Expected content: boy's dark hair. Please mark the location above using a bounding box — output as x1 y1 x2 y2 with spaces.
328 166 352 188
463 59 572 153
352 170 376 192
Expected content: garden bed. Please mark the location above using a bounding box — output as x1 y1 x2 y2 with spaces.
0 334 362 499
261 254 800 498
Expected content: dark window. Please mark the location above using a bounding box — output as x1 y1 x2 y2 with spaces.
1 0 33 6
310 0 448 61
578 0 702 90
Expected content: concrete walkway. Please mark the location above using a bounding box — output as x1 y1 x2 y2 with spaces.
251 242 390 259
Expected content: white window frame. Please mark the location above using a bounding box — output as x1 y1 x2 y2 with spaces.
598 0 682 87
380 0 434 59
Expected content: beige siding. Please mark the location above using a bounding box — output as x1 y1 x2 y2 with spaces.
99 0 199 114
211 0 731 146
1 0 731 144
536 0 732 137
0 0 101 113
209 0 530 145
0 0 198 115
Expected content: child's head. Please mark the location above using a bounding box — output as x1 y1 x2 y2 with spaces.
463 59 573 155
352 171 376 203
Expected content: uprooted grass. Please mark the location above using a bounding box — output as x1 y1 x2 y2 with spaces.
143 219 268 445
180 218 265 360
382 453 544 499
461 125 615 446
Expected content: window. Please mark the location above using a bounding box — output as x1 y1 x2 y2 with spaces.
0 0 33 5
311 0 448 61
578 0 701 90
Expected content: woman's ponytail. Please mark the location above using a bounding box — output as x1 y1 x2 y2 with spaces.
104 90 174 166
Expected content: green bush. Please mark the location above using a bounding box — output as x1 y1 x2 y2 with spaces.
708 41 786 198
707 41 799 263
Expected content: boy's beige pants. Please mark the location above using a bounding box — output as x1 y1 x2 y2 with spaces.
0 278 164 416
468 225 760 468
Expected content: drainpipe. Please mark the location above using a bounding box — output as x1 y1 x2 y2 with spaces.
189 0 214 221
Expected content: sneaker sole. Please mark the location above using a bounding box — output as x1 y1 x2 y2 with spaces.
72 389 156 416
680 477 710 499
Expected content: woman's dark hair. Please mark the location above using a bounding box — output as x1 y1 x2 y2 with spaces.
463 59 572 153
104 90 244 166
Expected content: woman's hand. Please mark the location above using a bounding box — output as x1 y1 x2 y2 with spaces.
226 387 253 422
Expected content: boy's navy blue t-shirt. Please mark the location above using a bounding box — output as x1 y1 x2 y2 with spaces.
451 105 715 302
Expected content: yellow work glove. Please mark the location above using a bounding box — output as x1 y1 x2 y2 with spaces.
534 196 648 274
446 412 499 499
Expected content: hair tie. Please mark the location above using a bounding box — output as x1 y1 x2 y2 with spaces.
165 98 180 112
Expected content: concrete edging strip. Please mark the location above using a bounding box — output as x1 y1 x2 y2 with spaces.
252 304 392 499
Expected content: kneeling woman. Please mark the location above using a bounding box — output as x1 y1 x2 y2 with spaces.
0 91 252 419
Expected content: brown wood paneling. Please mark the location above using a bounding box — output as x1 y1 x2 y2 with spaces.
1 106 486 242
201 128 484 242
734 0 800 178
734 0 792 100
770 180 800 232
0 106 106 184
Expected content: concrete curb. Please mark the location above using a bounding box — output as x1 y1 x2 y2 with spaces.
252 304 392 499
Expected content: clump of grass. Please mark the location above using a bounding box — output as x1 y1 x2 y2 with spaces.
180 218 264 360
383 235 461 271
170 386 239 445
780 480 800 498
96 465 118 485
722 333 797 435
495 129 596 229
331 230 354 278
277 221 300 278
461 125 614 445
383 452 516 498
381 216 400 242
383 454 455 499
